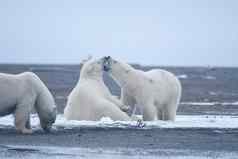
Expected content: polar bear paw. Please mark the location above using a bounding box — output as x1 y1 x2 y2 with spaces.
119 104 130 112
17 128 33 135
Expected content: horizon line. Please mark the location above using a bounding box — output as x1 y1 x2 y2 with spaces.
0 62 237 68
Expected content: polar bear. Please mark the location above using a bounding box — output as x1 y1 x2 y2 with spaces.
103 56 182 121
64 58 131 121
0 72 57 134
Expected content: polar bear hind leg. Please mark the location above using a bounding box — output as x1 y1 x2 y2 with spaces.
99 100 131 121
157 108 164 120
162 102 177 121
142 104 158 121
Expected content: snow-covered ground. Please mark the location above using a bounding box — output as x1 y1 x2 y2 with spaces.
180 101 238 106
0 114 238 130
2 113 238 158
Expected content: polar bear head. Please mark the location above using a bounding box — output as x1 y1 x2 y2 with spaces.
35 90 57 132
80 57 105 79
103 56 132 74
24 72 57 132
103 56 134 86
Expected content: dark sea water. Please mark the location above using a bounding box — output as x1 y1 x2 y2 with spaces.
0 64 238 115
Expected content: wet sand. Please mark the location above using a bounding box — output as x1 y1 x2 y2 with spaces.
0 127 238 151
1 126 238 158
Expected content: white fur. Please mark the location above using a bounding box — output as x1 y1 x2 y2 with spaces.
64 58 131 121
0 72 56 134
104 58 182 121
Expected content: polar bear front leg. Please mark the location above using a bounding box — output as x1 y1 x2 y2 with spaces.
163 104 177 121
121 89 136 114
25 116 31 129
107 96 130 112
14 103 33 134
100 99 131 121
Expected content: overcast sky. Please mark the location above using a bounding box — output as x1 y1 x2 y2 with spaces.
0 0 237 66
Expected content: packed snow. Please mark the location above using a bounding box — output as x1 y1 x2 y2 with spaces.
202 76 216 80
0 114 238 130
177 74 188 79
181 101 238 106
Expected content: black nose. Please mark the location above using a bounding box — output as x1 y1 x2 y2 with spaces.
103 65 110 72
43 125 52 133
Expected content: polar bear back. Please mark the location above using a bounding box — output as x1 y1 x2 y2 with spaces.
146 69 181 90
145 69 182 104
0 72 40 116
0 74 18 116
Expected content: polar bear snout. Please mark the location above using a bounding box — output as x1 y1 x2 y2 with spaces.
42 124 52 133
41 118 54 133
103 56 112 72
103 64 111 72
41 107 57 132
51 107 57 123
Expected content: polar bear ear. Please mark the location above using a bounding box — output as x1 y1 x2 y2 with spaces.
105 56 111 60
80 55 93 65
103 56 111 62
112 59 117 64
